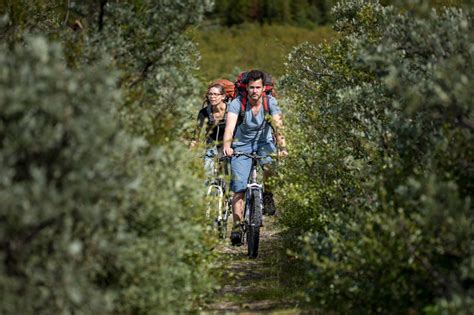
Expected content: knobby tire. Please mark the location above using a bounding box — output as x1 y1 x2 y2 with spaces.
247 189 262 258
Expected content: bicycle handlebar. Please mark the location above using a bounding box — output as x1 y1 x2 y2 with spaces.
232 151 266 160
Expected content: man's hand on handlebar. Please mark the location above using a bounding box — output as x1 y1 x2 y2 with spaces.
224 147 287 158
223 146 234 157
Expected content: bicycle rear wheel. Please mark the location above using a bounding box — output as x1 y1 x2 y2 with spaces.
247 189 262 258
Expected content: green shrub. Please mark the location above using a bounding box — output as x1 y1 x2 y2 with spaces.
93 1 211 143
0 35 126 314
0 1 218 313
279 0 473 313
113 144 214 314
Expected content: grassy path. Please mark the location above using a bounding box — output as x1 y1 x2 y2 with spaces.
202 216 308 314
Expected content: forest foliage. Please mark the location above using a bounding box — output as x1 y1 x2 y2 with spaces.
208 0 336 27
194 0 470 85
278 0 473 313
1 0 473 314
205 0 470 28
0 1 216 314
192 23 334 83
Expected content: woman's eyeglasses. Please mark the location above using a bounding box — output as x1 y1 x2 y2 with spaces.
208 92 224 97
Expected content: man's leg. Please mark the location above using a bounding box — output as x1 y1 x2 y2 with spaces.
229 149 252 245
232 192 245 223
230 192 245 245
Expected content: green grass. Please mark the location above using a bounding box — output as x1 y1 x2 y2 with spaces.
190 23 335 83
200 217 311 313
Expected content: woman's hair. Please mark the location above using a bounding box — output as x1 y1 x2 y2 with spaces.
207 83 226 96
203 83 226 106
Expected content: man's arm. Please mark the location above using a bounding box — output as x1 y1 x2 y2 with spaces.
272 113 288 156
223 112 238 156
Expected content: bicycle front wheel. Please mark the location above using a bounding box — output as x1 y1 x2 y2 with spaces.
206 187 225 234
218 196 232 239
247 189 262 258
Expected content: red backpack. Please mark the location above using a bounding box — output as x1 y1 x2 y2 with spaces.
234 71 275 125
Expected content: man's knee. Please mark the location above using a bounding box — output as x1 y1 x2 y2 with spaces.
230 179 247 193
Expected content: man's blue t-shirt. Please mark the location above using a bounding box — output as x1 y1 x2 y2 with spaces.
228 95 281 146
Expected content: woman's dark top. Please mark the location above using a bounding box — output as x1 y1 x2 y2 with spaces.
196 104 227 145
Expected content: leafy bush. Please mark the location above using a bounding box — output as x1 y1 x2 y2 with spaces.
0 36 126 314
0 1 217 314
113 144 214 314
279 0 473 313
93 0 210 143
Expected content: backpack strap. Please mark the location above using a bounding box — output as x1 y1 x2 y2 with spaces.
262 95 274 133
238 96 247 124
262 94 269 115
206 103 215 125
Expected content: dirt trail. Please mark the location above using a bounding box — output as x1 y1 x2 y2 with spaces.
203 216 306 314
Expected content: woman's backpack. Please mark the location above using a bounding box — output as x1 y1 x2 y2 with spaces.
209 79 235 99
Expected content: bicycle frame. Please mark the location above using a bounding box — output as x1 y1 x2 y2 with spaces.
205 153 231 238
243 159 263 228
233 151 265 257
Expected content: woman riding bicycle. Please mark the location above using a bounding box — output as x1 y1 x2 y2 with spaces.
191 82 230 178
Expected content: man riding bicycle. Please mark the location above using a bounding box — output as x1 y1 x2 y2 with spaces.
222 70 287 245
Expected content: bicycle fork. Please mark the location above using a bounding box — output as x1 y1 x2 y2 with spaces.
244 166 263 228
